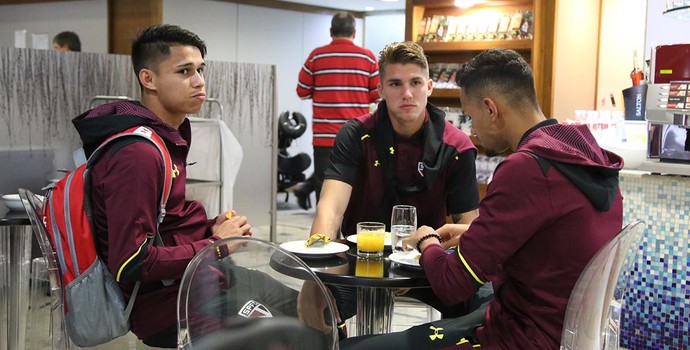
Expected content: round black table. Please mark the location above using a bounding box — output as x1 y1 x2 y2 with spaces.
0 204 30 225
0 205 32 350
271 241 430 336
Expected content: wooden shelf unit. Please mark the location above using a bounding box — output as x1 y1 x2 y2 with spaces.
405 0 555 114
420 38 532 53
430 88 460 99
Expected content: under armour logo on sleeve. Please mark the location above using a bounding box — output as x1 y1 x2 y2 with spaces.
456 336 481 347
428 325 444 341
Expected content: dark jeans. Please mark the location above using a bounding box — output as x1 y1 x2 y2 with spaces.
339 283 494 350
312 146 332 202
340 299 489 350
143 325 177 348
330 282 494 323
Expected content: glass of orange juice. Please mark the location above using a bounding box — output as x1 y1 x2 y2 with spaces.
355 257 384 277
356 222 386 258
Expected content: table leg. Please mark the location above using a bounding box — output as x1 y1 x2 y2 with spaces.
0 225 32 350
355 286 395 336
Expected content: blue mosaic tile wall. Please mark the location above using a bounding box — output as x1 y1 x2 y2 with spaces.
619 173 690 350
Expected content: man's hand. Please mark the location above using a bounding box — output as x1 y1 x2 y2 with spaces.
436 224 469 250
402 225 437 252
212 210 252 239
297 280 340 333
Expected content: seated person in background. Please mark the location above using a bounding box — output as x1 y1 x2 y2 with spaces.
74 24 307 348
302 41 481 331
52 31 81 52
340 48 625 350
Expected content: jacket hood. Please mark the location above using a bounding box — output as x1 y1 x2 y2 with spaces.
518 120 624 211
72 101 184 158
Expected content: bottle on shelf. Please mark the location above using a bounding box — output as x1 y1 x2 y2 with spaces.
630 50 645 87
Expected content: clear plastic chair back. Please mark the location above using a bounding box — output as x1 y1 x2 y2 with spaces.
560 221 646 350
19 188 73 349
177 236 338 350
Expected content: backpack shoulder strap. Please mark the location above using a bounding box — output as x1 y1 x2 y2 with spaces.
86 125 173 222
85 126 176 296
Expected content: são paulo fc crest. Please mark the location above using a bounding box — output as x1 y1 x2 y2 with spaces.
238 300 273 318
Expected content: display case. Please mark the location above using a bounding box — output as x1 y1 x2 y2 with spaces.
406 0 555 200
405 0 555 115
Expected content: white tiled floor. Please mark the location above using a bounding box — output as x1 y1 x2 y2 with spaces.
27 197 435 349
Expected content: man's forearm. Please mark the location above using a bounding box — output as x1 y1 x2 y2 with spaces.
310 207 343 240
309 179 352 240
450 213 462 224
453 209 479 224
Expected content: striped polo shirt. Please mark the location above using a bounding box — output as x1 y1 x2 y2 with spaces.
297 39 380 147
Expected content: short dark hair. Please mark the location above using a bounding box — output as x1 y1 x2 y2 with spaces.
53 31 81 52
131 24 207 83
330 12 355 38
378 41 429 79
458 48 540 110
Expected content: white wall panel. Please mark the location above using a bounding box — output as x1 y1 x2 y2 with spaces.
364 12 405 61
0 0 107 53
293 12 333 175
234 6 315 183
596 0 646 112
551 0 599 119
162 0 239 62
552 0 646 119
645 0 690 62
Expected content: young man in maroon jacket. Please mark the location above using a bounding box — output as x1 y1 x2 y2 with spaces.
300 41 481 337
340 49 624 349
74 25 307 348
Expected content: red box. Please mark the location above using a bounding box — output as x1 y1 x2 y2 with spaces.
654 44 690 84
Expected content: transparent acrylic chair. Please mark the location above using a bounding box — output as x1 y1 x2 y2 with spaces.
18 188 73 349
177 236 339 350
560 220 646 350
27 255 52 349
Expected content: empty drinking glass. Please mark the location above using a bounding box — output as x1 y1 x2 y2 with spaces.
390 205 417 252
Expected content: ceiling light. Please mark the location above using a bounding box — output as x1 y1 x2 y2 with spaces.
365 6 374 11
664 3 690 21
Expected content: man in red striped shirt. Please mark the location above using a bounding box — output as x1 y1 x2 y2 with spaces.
296 11 380 203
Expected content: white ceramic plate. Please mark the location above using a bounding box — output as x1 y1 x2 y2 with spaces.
346 233 392 246
279 240 349 259
2 193 44 211
2 194 24 211
389 251 422 269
